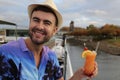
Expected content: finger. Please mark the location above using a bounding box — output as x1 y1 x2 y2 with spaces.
86 77 92 80
92 62 98 77
94 61 98 67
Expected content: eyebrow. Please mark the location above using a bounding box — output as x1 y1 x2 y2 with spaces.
44 20 52 24
32 17 40 21
32 17 52 24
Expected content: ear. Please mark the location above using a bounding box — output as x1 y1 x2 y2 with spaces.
53 26 58 35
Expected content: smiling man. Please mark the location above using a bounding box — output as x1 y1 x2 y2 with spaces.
0 0 97 80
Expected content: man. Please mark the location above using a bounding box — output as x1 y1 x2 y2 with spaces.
0 0 97 80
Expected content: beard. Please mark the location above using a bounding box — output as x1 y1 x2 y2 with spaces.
28 27 51 45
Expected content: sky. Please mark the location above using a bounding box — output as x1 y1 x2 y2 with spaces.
0 0 120 28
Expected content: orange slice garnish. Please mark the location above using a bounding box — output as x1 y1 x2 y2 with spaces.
82 50 92 58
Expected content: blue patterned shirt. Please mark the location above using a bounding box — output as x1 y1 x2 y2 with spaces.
0 38 62 80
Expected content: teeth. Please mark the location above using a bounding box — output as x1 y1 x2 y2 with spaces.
34 30 44 35
36 31 41 33
32 28 45 35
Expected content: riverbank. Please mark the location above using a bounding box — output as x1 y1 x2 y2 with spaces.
67 38 120 55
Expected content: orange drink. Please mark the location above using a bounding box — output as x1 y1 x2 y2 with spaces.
82 50 96 76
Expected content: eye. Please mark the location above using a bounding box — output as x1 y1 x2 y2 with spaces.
44 22 50 25
32 17 39 22
44 20 52 26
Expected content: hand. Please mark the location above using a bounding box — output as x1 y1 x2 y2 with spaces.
69 62 98 80
90 62 98 77
69 68 86 80
84 61 98 80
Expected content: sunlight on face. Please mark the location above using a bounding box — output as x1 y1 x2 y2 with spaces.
28 11 58 45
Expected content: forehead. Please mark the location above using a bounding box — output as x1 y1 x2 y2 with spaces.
31 10 56 21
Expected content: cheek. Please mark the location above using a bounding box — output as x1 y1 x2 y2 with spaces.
52 27 57 32
29 23 36 31
29 20 36 28
46 29 55 36
52 28 57 35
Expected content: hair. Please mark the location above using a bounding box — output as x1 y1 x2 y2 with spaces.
31 5 58 27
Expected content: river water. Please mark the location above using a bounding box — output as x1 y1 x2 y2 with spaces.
67 42 120 80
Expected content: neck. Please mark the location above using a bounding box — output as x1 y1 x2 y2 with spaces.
25 38 43 56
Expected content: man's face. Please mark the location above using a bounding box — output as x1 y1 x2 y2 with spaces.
28 10 58 45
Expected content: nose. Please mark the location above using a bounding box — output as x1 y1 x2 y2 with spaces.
38 21 44 29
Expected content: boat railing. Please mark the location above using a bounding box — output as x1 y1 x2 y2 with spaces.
54 37 73 80
63 37 74 80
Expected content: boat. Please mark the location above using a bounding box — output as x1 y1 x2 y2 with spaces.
51 37 73 80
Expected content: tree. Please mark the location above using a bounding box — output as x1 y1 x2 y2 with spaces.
87 24 101 36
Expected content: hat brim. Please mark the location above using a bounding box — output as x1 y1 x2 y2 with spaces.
28 4 63 28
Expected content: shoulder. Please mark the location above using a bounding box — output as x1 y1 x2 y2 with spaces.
0 40 19 49
0 39 22 51
44 46 56 58
0 41 15 50
43 46 58 61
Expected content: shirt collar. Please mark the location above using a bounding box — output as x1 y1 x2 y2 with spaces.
18 38 29 52
18 38 50 55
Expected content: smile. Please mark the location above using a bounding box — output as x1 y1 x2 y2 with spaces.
32 28 46 35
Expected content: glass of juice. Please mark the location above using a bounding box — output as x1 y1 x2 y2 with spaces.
82 50 97 76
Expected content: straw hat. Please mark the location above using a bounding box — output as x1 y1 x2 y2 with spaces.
28 0 63 28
